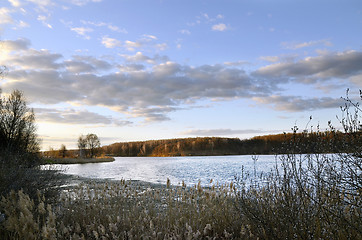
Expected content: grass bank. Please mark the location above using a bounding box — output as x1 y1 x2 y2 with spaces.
43 157 115 164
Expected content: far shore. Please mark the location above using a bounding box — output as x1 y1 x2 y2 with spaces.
43 157 115 164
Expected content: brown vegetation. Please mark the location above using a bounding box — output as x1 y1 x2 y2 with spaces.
101 130 361 157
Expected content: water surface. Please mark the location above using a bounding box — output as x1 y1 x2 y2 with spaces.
54 155 279 186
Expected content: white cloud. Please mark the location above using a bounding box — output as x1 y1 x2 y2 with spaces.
37 14 52 28
259 56 280 63
8 0 21 7
15 20 29 29
108 24 127 33
212 23 228 31
282 39 333 50
143 34 157 40
124 40 142 51
0 7 14 25
26 0 54 12
179 29 191 35
155 43 168 51
26 0 53 7
71 27 93 39
224 60 248 66
121 52 169 65
81 20 128 33
101 36 121 48
67 0 103 6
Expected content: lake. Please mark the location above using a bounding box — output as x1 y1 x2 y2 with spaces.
53 155 280 186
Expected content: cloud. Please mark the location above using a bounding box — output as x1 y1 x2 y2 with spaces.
107 24 127 33
101 35 167 52
26 0 53 7
26 0 55 12
35 108 112 124
37 14 53 28
212 23 228 31
14 20 29 29
35 108 131 126
1 38 30 51
65 55 113 73
2 39 362 123
124 40 142 51
71 0 103 6
101 36 121 48
155 43 168 51
8 0 21 7
0 7 14 25
4 70 79 104
179 29 191 35
181 128 267 136
254 50 362 84
71 27 93 39
224 60 248 66
143 34 157 40
350 74 362 87
252 95 343 112
130 107 178 122
259 56 280 63
4 49 63 70
80 20 127 33
282 39 333 50
120 52 169 65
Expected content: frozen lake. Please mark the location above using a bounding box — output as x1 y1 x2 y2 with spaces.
53 155 279 186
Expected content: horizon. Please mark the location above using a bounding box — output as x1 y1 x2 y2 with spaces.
0 0 361 150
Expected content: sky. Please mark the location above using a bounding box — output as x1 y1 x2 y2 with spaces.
0 0 361 150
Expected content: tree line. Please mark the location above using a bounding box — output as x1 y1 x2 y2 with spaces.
100 130 361 157
44 133 101 159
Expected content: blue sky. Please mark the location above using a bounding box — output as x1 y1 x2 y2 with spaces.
0 0 361 150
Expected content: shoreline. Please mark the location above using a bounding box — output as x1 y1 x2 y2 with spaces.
59 173 167 191
43 157 115 164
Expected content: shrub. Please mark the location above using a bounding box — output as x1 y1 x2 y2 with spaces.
235 90 362 239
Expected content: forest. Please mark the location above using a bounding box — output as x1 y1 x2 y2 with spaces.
101 129 361 157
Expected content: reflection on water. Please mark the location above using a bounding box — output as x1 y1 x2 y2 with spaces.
51 155 279 186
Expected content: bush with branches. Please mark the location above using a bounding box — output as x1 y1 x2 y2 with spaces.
236 89 362 239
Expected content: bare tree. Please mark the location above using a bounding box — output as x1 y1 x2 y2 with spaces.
86 134 100 158
0 89 40 165
78 135 87 158
78 134 101 158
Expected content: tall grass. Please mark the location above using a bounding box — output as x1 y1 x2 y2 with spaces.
1 180 243 239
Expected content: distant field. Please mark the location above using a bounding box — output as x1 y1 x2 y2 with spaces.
43 157 115 164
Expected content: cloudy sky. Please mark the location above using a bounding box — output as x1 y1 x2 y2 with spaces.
1 0 361 150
